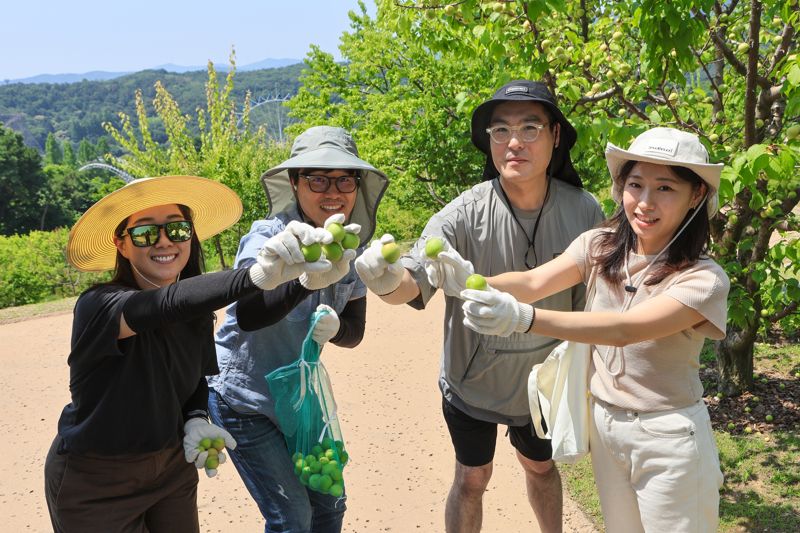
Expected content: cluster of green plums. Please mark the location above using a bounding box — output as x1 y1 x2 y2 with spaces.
301 222 360 263
291 437 349 497
198 437 227 470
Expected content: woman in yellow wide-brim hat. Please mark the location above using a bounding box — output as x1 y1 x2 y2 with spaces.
44 175 336 532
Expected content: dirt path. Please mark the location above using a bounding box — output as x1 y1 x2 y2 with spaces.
0 292 597 532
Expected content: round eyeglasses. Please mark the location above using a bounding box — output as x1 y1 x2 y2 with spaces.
485 122 549 144
299 174 360 193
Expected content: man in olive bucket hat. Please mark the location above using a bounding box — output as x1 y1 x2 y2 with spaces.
354 80 604 532
209 126 388 532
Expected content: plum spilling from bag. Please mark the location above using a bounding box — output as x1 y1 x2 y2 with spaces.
291 437 348 497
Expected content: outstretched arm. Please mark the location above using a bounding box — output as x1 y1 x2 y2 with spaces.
378 269 421 304
462 290 708 346
532 295 707 346
486 253 583 304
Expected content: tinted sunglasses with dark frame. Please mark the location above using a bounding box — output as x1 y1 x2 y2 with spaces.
121 220 194 247
298 174 360 193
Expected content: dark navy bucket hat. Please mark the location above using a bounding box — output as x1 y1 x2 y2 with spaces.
470 80 581 187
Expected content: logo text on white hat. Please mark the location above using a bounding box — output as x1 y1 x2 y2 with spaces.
641 139 679 158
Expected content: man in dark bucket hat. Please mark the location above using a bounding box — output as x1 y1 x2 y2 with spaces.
354 80 603 531
209 126 389 532
471 79 581 186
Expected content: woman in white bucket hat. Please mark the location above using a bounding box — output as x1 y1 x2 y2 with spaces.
456 127 730 532
45 175 334 532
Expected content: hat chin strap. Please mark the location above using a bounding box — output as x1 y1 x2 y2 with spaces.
604 192 709 381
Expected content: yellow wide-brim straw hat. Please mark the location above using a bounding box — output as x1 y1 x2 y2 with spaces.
67 175 243 272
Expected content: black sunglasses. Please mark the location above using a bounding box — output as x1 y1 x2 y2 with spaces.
298 174 360 193
122 220 194 247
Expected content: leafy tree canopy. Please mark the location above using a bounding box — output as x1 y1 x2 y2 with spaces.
288 0 799 393
103 55 293 269
0 124 46 235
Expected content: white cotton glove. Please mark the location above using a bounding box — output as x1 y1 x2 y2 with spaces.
312 304 340 344
249 221 333 290
299 248 357 290
460 288 534 337
183 418 237 478
423 240 475 298
354 234 405 296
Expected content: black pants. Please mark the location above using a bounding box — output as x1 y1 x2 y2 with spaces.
44 436 200 533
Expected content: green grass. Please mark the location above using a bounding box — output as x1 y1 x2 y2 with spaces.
754 342 800 376
560 456 604 527
717 430 800 531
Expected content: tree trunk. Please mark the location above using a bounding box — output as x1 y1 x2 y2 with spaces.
40 204 49 230
214 235 228 271
715 324 756 395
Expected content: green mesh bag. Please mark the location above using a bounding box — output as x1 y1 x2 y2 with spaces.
265 309 349 498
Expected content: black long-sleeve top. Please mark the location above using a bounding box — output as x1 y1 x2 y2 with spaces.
235 278 366 348
57 268 259 455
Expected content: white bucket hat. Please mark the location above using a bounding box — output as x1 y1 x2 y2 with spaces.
606 127 723 217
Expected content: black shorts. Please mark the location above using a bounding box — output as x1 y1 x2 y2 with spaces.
442 397 552 467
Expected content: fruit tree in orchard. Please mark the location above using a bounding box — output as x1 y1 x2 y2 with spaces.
290 0 799 395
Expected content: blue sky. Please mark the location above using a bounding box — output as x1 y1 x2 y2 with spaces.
1 0 374 80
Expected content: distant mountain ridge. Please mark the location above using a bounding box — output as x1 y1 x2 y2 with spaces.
4 58 302 85
0 63 305 151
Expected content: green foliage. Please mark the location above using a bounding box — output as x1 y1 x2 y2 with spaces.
38 164 124 230
77 138 95 163
103 56 292 267
291 0 800 392
0 124 47 235
62 141 75 167
0 228 108 307
44 132 62 164
0 64 305 152
375 198 434 240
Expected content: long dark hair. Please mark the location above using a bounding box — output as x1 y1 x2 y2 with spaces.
108 204 205 289
593 161 710 287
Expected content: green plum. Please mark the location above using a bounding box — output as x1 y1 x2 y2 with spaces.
301 242 322 262
381 242 400 263
341 232 360 250
465 274 488 291
326 223 346 242
425 237 444 259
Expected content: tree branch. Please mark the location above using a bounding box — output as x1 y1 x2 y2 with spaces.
743 1 762 147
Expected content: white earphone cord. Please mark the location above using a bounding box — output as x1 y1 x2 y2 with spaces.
603 194 708 380
131 263 180 289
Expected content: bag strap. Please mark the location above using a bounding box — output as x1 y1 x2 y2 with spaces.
301 308 329 364
584 266 597 312
530 368 548 439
